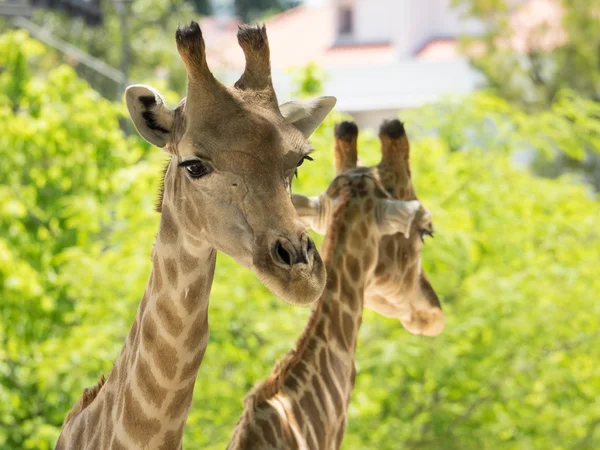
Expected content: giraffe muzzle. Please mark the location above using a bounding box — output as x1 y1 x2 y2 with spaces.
272 234 315 269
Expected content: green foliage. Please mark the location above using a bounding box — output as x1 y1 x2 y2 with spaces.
233 0 300 22
1 30 599 450
404 90 600 190
453 0 600 191
0 30 150 448
288 62 330 99
192 0 212 15
454 0 600 108
31 0 197 96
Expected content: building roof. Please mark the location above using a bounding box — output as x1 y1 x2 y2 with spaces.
271 58 483 111
202 4 396 70
416 38 460 61
200 1 561 115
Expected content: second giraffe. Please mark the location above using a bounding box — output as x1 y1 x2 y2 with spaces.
227 119 444 450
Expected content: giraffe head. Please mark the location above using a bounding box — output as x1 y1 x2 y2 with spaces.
125 23 336 305
293 120 444 335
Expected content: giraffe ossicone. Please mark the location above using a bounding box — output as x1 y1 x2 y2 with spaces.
228 119 444 450
56 21 336 449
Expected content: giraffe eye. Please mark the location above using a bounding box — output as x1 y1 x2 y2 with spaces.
294 155 314 178
179 159 211 179
419 228 434 243
297 154 313 168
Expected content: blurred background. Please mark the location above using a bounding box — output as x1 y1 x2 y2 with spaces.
1 0 599 448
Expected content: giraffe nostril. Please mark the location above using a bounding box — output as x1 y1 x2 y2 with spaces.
306 237 315 253
302 236 316 265
274 240 293 267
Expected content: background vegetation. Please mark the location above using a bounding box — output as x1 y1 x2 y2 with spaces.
455 0 600 190
1 18 599 450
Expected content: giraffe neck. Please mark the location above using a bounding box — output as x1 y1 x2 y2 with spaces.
57 221 216 449
228 199 374 450
292 205 370 398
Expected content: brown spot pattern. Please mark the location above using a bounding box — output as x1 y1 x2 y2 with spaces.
103 391 114 440
135 358 168 408
184 312 208 351
259 419 278 447
291 402 305 430
300 391 324 448
156 294 184 337
181 275 207 313
164 258 179 289
180 248 199 274
342 312 355 346
142 316 179 380
122 387 161 447
328 301 346 350
180 348 206 381
128 317 139 347
109 436 128 450
345 254 360 281
160 206 179 244
311 374 327 413
284 374 299 391
360 222 369 239
167 383 195 419
159 423 185 450
153 261 163 294
320 349 343 414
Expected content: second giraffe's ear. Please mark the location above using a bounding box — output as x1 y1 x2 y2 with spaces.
125 84 175 148
376 200 421 237
280 97 337 138
291 194 327 234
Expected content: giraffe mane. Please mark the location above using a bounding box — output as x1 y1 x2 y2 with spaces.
62 374 106 426
243 190 350 408
156 160 170 213
156 97 186 214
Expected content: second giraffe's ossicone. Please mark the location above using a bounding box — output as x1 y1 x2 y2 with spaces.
228 119 444 450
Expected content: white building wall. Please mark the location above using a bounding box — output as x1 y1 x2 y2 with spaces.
434 0 485 36
353 0 395 43
332 0 486 57
408 0 438 53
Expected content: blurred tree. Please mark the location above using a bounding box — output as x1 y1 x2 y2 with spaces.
453 0 600 191
233 0 299 22
1 30 599 450
193 0 212 15
28 0 104 26
26 0 197 96
454 0 600 108
288 61 329 99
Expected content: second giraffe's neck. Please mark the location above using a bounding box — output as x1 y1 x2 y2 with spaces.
59 223 216 449
300 216 368 381
228 203 371 450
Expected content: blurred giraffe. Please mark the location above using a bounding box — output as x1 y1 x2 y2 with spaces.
55 21 337 449
227 119 444 450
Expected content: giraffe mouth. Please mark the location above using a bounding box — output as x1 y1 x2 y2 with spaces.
253 237 326 306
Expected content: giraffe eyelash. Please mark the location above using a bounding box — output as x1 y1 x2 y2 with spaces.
294 154 314 179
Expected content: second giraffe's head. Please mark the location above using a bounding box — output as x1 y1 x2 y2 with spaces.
125 22 336 305
293 120 444 336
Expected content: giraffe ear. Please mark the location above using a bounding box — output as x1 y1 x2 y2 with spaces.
280 97 337 138
376 199 420 237
291 194 327 234
125 84 175 148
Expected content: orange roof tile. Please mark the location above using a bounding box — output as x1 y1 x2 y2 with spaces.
202 5 396 70
416 38 460 61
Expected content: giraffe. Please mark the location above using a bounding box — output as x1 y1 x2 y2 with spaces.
55 22 337 450
227 119 444 450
